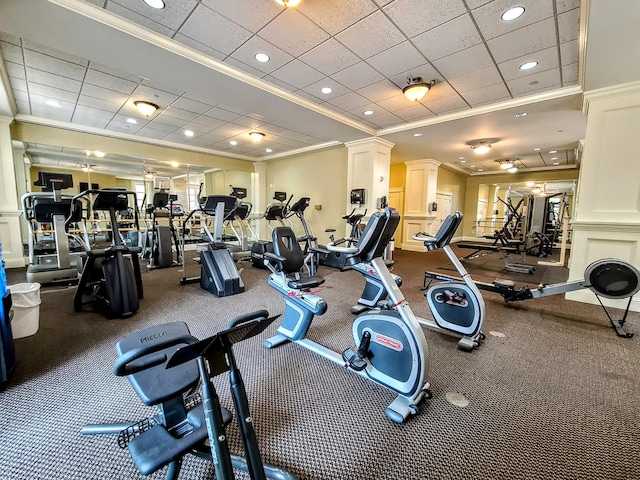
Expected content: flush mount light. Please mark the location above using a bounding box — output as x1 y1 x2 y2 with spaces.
249 131 265 143
255 53 270 63
144 171 154 179
501 6 525 21
184 130 194 137
478 169 484 172
143 0 165 9
403 77 435 102
526 181 536 187
553 162 560 166
46 99 61 107
413 133 423 137
549 150 557 153
363 110 374 116
551 157 558 160
467 139 497 154
321 87 333 94
82 165 90 172
532 187 542 194
497 159 514 169
126 118 138 124
230 140 238 146
171 161 180 167
275 0 301 6
508 167 518 173
134 100 159 117
519 61 538 70
266 148 273 153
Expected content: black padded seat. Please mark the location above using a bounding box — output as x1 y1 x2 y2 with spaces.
271 226 325 290
419 212 463 250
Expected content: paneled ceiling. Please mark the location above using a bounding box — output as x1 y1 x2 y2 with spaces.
0 0 586 176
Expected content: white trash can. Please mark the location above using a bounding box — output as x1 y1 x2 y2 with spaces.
8 283 41 339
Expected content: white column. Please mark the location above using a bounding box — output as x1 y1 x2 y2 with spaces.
401 159 441 251
0 116 25 267
252 162 267 239
344 137 394 236
566 81 640 311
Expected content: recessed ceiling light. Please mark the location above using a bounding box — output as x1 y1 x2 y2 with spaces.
171 161 180 167
46 100 61 107
94 151 106 158
520 61 538 70
275 0 301 6
143 0 165 9
363 110 374 115
533 148 541 151
551 157 558 160
460 160 466 163
470 165 475 168
549 150 557 153
321 87 333 94
458 157 464 160
515 112 527 118
266 148 273 153
478 169 484 172
553 162 560 165
126 118 138 124
501 6 525 21
230 140 238 146
413 133 422 137
184 130 194 137
255 53 270 63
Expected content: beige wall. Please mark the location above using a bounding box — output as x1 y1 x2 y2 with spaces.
265 146 347 240
436 166 467 215
389 162 406 189
29 165 118 193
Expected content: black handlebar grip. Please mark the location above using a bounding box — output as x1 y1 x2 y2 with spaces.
225 310 269 329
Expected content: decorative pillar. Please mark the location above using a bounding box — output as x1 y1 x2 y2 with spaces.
252 162 267 239
401 159 441 251
566 82 640 311
0 117 25 267
344 137 394 236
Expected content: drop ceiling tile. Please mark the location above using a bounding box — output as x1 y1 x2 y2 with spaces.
448 65 503 93
556 0 580 14
106 3 176 36
26 68 82 93
367 112 404 128
270 60 324 89
178 4 252 56
366 41 426 77
190 116 226 130
173 33 227 61
393 103 434 121
22 41 88 67
200 0 281 33
29 83 79 103
262 75 296 92
110 0 198 30
0 32 20 46
107 119 143 133
88 62 142 83
16 100 30 114
1 42 23 64
461 82 511 107
465 0 492 8
151 114 185 128
562 63 578 84
383 0 467 38
258 9 330 57
135 126 170 140
211 123 249 137
412 14 483 62
73 117 110 129
326 91 370 111
31 105 73 122
13 90 28 102
224 57 268 79
388 63 440 89
5 62 25 80
331 61 384 90
80 83 130 104
232 115 263 129
161 106 200 122
372 0 393 6
433 44 494 79
77 94 123 113
560 39 578 66
170 96 214 115
558 8 580 43
335 10 404 59
83 69 135 95
229 36 293 75
472 0 554 40
9 76 28 92
23 50 87 81
140 78 185 97
355 79 400 103
300 78 349 101
348 103 390 120
422 95 471 115
487 18 557 63
377 93 415 111
498 46 559 81
508 68 560 96
185 137 217 147
162 131 200 143
202 108 242 123
297 0 377 35
424 81 464 102
299 38 361 77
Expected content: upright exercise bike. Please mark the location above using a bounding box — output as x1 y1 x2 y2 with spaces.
263 207 430 423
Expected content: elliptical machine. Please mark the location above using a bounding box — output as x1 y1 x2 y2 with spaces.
263 207 431 423
412 212 486 351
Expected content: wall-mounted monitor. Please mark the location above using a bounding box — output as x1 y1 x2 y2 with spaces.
34 172 73 191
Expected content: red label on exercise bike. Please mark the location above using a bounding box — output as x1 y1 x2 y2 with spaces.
373 333 403 351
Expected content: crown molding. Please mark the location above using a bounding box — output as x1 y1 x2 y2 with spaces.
344 137 395 150
259 141 343 161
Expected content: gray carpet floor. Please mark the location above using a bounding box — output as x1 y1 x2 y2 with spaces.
1 248 639 480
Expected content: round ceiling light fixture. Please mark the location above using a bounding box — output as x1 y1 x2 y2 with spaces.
501 6 525 21
508 167 519 173
275 0 301 6
321 87 333 94
144 0 165 9
403 77 435 102
519 61 538 70
134 100 159 117
249 131 265 143
467 139 498 155
255 53 270 63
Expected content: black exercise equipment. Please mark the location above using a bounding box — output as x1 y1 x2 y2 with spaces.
81 311 295 480
424 258 640 338
314 208 367 271
250 193 290 269
71 189 143 318
143 191 181 268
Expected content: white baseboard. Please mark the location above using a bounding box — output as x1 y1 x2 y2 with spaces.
565 290 640 313
5 257 26 269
